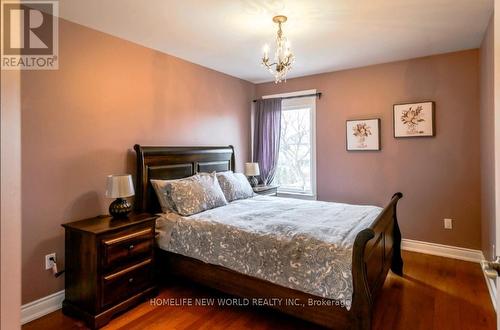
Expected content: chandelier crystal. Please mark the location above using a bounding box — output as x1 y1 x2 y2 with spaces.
261 15 295 83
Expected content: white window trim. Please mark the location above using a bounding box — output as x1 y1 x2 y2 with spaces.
261 90 317 200
277 192 317 200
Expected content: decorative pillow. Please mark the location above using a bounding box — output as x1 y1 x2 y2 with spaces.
216 171 254 202
169 172 228 216
150 178 181 213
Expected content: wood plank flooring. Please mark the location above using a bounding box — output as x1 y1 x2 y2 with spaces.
23 251 496 330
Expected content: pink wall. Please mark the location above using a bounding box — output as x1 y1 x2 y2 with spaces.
21 19 254 303
256 50 481 250
480 15 495 259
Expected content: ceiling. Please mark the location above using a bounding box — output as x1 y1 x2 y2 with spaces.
58 0 493 83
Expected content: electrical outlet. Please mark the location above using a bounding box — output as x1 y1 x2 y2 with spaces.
45 253 56 270
444 218 453 229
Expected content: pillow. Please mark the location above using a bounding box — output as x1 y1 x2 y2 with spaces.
216 171 254 202
169 172 228 216
150 178 181 213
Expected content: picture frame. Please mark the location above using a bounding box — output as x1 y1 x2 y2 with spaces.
393 101 435 138
346 118 381 151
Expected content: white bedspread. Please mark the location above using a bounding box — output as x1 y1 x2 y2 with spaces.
156 195 382 308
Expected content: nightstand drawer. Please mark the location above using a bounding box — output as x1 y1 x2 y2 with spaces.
102 228 153 268
102 258 153 308
253 185 279 196
255 189 277 196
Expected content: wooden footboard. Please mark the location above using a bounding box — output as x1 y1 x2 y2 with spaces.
155 193 403 330
350 192 403 329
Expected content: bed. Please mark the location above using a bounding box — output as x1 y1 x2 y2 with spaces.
134 145 403 330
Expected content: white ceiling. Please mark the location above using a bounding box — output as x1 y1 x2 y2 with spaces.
58 0 493 83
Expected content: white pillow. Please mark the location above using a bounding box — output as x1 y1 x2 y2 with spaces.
216 171 254 202
169 172 228 216
150 178 182 213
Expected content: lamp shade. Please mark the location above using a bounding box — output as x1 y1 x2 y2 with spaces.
105 174 135 198
244 162 260 176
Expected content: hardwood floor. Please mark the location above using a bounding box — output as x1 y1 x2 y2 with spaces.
23 251 495 330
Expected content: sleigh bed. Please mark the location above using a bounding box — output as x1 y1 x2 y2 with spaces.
134 144 403 330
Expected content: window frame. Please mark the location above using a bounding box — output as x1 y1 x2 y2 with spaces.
262 90 317 200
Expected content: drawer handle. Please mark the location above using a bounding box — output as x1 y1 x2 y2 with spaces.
104 258 152 281
129 277 134 283
128 244 134 250
103 228 152 245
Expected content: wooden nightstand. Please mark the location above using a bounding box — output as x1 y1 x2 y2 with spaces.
253 184 279 196
61 213 158 329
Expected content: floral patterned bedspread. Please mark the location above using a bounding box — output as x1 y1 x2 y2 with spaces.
156 195 382 309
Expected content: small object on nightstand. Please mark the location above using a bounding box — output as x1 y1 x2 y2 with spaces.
61 213 157 329
253 184 279 196
245 162 260 187
106 174 135 218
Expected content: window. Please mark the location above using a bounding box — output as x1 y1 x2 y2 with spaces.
274 95 316 197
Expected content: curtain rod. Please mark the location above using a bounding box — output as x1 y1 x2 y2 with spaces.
252 92 322 103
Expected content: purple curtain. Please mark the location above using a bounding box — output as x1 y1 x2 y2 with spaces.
253 98 282 185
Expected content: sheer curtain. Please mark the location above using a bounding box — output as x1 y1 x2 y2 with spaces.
253 98 282 185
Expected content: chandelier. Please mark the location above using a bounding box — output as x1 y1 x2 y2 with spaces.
261 15 295 83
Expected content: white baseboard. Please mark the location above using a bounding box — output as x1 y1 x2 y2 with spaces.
401 239 484 263
482 272 497 311
21 290 64 325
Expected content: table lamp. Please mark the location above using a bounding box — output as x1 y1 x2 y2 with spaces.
244 162 260 187
105 174 135 218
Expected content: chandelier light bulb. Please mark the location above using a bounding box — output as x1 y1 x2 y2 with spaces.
262 44 270 59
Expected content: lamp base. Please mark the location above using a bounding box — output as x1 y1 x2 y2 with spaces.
248 176 259 187
109 198 132 219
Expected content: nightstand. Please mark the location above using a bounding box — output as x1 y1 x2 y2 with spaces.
253 184 279 196
61 213 158 329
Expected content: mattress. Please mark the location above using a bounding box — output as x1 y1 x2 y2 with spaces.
156 195 382 309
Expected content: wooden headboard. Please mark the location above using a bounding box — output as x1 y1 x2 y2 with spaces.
134 145 235 213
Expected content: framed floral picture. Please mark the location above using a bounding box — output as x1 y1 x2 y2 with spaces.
346 118 381 151
393 101 435 138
